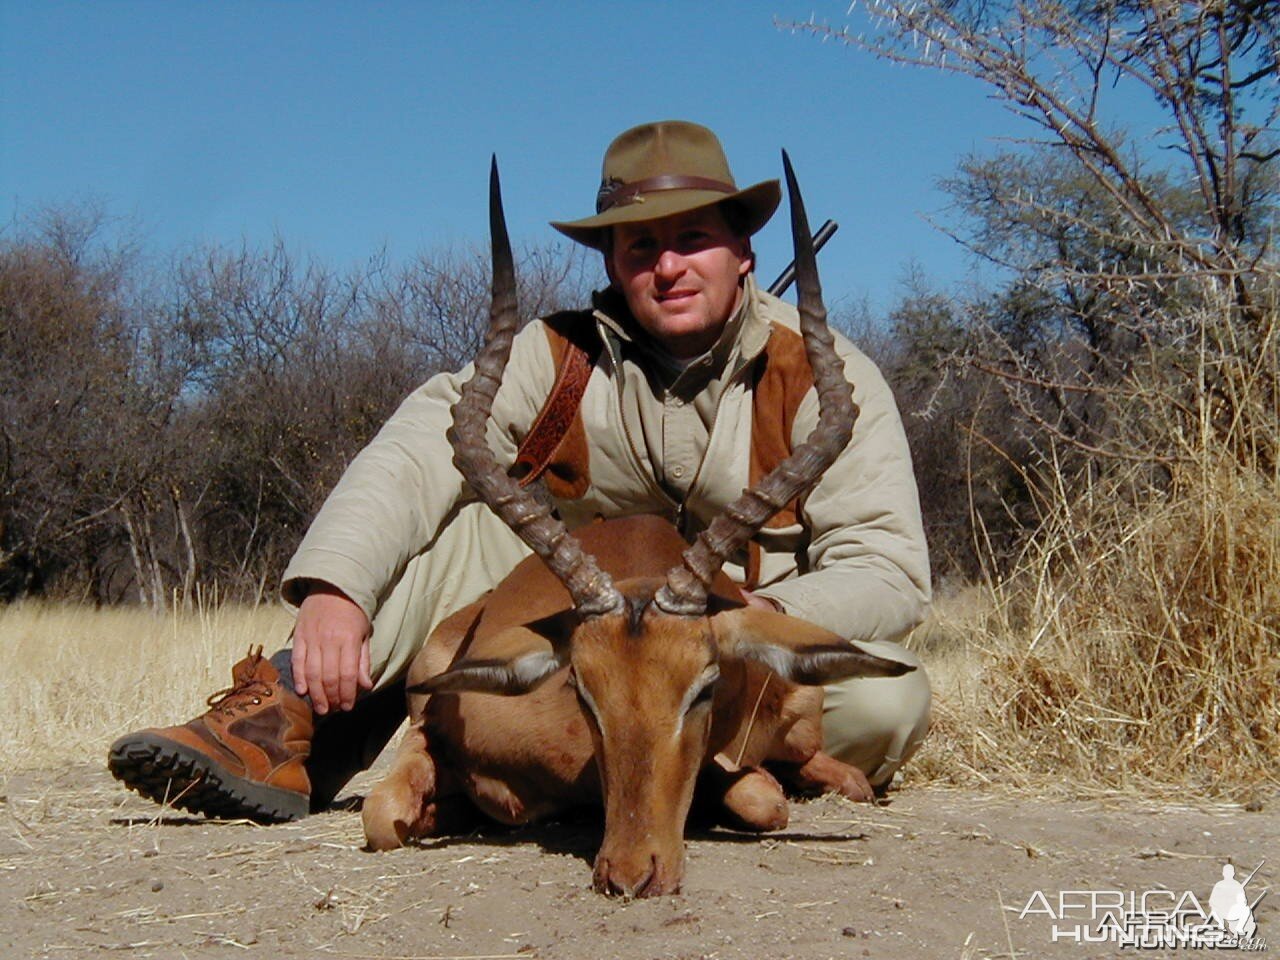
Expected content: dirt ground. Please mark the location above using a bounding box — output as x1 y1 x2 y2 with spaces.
2 760 1274 960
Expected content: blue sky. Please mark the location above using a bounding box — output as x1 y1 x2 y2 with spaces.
1 1 1025 312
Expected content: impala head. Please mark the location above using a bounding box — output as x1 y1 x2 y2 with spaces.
429 154 912 897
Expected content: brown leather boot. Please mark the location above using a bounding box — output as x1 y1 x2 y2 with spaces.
108 645 313 822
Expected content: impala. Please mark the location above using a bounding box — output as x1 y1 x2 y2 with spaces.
361 155 912 897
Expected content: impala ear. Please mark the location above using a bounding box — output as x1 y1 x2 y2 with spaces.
709 607 915 686
409 624 569 696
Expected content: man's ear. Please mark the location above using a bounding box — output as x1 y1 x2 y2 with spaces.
409 624 569 696
602 233 618 287
709 607 914 686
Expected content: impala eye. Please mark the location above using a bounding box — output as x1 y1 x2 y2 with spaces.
686 667 720 713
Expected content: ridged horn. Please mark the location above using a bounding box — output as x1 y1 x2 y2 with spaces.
448 157 623 617
655 150 859 615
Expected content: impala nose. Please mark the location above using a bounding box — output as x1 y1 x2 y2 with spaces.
595 853 670 898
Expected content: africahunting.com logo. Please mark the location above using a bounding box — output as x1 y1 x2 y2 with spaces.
1017 861 1268 950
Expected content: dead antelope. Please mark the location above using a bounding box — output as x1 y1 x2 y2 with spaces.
361 155 913 897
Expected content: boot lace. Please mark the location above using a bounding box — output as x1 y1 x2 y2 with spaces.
205 644 275 716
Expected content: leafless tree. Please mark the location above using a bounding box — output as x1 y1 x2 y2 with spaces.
166 235 597 600
1 202 597 604
0 204 202 605
790 0 1278 531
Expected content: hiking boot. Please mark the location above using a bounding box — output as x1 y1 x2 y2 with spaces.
108 645 313 822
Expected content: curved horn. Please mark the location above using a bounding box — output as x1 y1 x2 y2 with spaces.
655 151 859 615
448 157 623 617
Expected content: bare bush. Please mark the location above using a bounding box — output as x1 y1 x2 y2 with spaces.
794 0 1279 793
1 208 595 605
0 205 187 603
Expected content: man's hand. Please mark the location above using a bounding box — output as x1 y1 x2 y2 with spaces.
291 583 373 715
741 590 784 613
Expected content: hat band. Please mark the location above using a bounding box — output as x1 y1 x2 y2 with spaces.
596 174 736 214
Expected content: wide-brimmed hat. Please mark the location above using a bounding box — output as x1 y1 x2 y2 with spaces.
550 121 781 250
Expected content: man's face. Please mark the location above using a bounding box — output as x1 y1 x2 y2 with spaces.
608 206 752 359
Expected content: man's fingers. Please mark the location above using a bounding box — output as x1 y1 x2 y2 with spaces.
307 642 330 715
292 640 309 697
321 640 342 716
338 637 360 710
359 639 373 691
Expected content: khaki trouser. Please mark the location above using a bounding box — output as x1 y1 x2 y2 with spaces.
360 503 931 788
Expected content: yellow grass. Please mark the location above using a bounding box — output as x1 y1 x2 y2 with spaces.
4 461 1276 804
0 594 294 770
909 464 1280 800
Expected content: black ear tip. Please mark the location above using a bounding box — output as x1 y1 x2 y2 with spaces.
868 657 915 677
837 643 917 678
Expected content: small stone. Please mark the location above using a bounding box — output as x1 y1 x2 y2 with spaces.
150 880 163 893
841 927 858 938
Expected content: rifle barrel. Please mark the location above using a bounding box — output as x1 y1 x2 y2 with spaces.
767 219 838 297
1242 860 1265 887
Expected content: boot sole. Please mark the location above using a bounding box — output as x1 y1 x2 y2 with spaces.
108 731 308 823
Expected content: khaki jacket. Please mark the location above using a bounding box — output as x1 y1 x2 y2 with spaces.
283 275 931 643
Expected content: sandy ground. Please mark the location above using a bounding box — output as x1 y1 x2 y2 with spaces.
2 761 1274 960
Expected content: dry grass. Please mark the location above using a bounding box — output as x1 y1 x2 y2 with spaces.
0 592 294 770
7 520 1276 802
911 463 1280 800
903 275 1280 802
4 470 1276 805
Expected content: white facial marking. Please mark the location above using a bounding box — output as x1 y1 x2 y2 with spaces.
510 651 563 688
739 642 795 678
575 678 606 739
674 664 720 737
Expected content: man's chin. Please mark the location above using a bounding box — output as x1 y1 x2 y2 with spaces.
632 306 725 353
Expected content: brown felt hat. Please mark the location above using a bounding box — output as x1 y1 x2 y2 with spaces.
550 121 781 250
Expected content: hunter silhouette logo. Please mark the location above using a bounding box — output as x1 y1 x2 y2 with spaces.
1210 862 1263 940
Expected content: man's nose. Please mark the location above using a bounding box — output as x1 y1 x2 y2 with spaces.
654 249 686 281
